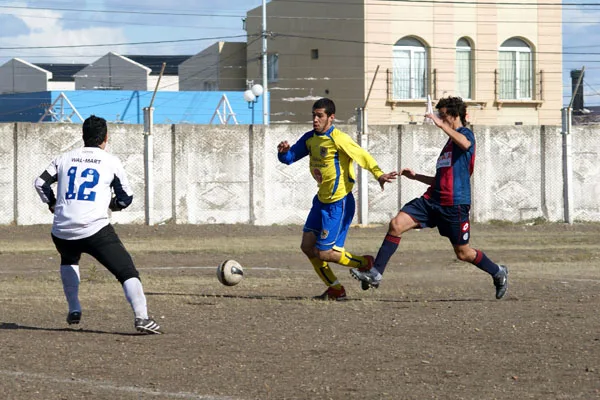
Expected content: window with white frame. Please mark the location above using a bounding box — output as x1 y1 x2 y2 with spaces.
392 37 427 100
499 38 532 100
456 38 472 99
267 53 279 83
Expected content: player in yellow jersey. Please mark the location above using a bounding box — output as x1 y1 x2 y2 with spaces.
277 98 397 300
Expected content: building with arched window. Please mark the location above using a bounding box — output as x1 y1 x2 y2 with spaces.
245 0 562 125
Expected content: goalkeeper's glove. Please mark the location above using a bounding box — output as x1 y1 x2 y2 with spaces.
109 197 125 212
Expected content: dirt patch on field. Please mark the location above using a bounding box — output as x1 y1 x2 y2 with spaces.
0 222 599 399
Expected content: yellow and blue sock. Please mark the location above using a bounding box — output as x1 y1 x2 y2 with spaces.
310 257 342 289
337 250 367 269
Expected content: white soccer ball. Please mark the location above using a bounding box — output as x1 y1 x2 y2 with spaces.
216 259 244 286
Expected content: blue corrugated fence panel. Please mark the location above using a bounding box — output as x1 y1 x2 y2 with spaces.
0 90 266 124
0 91 52 122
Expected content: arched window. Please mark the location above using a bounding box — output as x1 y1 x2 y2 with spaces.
456 38 472 99
499 38 532 99
393 37 427 100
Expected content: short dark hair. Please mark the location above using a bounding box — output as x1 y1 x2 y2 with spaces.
82 115 107 147
436 96 467 126
312 98 336 116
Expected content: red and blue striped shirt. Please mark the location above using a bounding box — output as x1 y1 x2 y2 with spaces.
424 126 475 206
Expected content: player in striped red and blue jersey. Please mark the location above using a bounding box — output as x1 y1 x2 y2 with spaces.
350 97 508 299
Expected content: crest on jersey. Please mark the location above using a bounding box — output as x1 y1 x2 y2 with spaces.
321 229 329 239
436 151 452 168
312 168 323 184
319 146 328 158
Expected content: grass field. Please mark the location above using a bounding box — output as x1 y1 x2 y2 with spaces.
0 222 599 400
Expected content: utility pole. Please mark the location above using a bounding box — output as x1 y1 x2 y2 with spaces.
562 65 585 224
262 0 269 125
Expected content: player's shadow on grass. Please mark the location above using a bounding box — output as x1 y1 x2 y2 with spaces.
146 292 487 303
0 322 141 336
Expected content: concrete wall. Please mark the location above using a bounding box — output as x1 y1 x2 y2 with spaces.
0 124 14 225
3 123 598 226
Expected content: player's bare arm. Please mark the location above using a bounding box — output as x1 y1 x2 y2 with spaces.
400 168 435 186
377 171 398 190
426 112 471 151
444 127 471 151
277 141 290 153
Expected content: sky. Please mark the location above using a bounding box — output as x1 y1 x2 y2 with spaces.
0 0 599 107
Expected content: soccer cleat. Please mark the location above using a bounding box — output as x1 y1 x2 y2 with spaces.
350 256 381 290
135 317 163 334
350 268 381 290
493 265 509 300
313 285 347 301
66 311 81 325
361 255 375 290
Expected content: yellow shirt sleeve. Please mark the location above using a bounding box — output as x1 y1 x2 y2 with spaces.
332 129 384 180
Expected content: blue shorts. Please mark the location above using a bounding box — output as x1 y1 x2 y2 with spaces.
401 196 471 245
303 193 355 251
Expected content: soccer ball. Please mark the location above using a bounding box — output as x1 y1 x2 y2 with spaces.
216 259 244 286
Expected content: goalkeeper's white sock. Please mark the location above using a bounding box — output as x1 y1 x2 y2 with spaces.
60 265 81 313
123 277 148 319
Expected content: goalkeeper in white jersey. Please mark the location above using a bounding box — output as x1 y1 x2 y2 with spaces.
34 115 162 334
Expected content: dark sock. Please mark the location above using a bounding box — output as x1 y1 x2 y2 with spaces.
472 250 500 275
373 234 401 275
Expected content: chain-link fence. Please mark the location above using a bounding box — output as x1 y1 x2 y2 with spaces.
3 122 599 226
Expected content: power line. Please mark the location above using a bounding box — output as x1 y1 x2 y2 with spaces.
2 8 595 25
0 5 245 18
0 11 247 30
274 0 600 7
0 35 251 50
0 1 593 17
583 81 600 97
2 3 599 23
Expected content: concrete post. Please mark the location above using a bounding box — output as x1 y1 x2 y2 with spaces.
143 107 154 225
561 107 574 224
357 107 369 226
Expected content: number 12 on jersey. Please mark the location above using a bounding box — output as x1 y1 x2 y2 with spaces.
66 166 99 201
